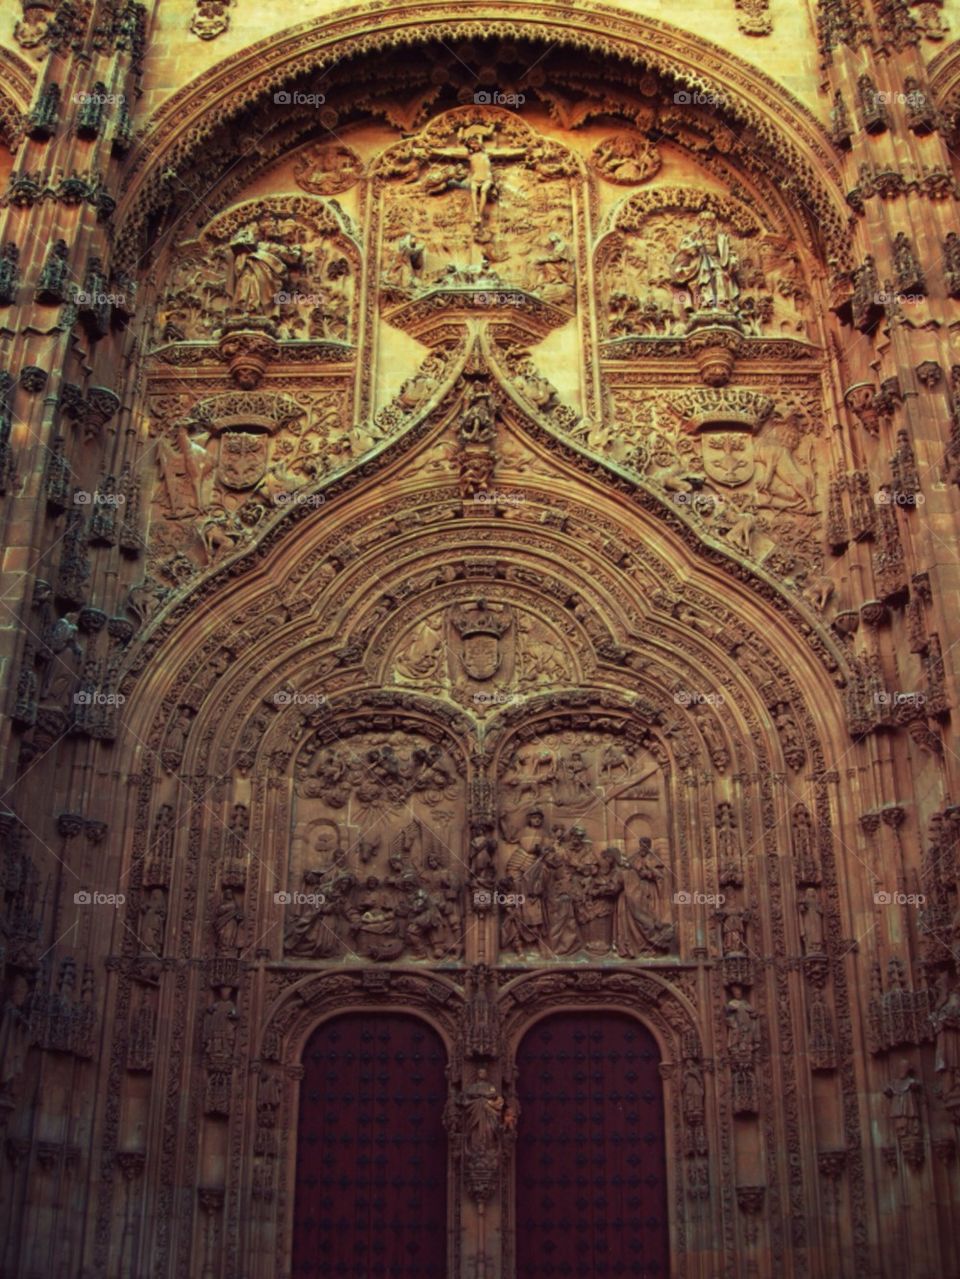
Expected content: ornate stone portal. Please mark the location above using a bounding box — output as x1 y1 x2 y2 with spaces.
1 4 960 1278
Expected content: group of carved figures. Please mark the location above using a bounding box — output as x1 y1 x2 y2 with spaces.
499 811 676 959
283 850 463 962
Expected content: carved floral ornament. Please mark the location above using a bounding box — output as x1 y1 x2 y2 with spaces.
112 2 848 275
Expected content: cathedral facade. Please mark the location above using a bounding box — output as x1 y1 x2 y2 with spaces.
1 1 960 1275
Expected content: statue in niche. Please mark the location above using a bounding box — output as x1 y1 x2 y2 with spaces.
0 975 32 1102
469 819 498 893
726 984 760 1054
682 1058 706 1126
798 887 825 954
139 888 167 956
38 611 83 702
224 804 249 859
885 1060 923 1160
718 907 751 956
670 211 741 316
695 709 729 773
227 222 302 318
203 988 239 1064
212 887 244 956
614 837 676 956
792 802 819 885
932 975 960 1101
716 802 743 887
461 1067 506 1155
726 984 760 1113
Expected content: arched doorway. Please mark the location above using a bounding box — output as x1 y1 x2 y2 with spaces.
515 1013 668 1278
292 1013 449 1278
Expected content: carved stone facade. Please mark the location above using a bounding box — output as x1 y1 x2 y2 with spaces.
1 2 960 1277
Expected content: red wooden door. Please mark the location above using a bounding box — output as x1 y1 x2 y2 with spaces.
515 1012 669 1278
292 1013 449 1278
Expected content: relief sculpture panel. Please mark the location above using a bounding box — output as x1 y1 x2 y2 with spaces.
496 731 676 961
287 729 466 963
152 196 360 346
375 107 579 328
597 188 812 342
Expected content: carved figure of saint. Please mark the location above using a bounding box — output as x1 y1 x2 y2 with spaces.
500 810 550 955
725 985 760 1058
422 852 462 953
213 887 244 955
798 887 825 954
720 908 750 956
203 989 239 1064
932 976 960 1097
139 888 167 956
469 820 498 890
543 843 580 956
529 231 573 302
885 1059 922 1140
39 612 84 701
670 210 740 315
461 1068 505 1155
681 1060 705 1124
614 837 676 956
227 225 301 317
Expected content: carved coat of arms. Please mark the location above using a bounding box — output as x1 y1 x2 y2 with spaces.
218 430 269 489
700 429 755 487
448 600 514 682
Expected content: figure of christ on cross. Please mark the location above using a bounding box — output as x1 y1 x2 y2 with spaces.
429 125 528 229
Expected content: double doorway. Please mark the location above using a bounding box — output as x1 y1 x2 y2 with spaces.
290 1010 669 1277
